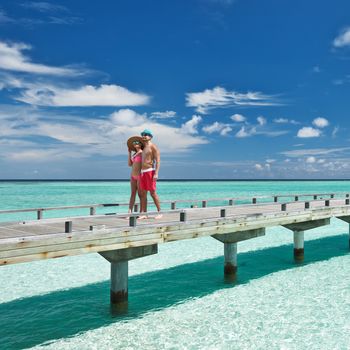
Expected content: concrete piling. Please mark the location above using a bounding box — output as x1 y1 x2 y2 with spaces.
293 231 304 262
224 242 237 281
110 261 128 308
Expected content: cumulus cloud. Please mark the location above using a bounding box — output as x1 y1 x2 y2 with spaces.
255 163 263 170
181 115 202 135
0 106 208 162
186 86 280 114
0 41 80 75
16 83 150 107
257 116 266 126
306 156 316 163
297 127 321 138
333 27 350 48
230 113 246 122
202 121 232 136
236 126 254 138
150 111 176 119
312 117 329 128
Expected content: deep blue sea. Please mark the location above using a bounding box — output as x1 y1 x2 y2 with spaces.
0 181 349 349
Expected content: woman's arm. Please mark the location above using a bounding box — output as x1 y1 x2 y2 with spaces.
128 150 132 167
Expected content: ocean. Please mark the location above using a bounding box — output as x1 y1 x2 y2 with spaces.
0 180 349 349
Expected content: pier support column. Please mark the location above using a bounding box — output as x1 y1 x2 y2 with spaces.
293 231 304 262
212 228 265 281
224 242 237 281
99 245 157 312
283 218 330 263
110 261 128 307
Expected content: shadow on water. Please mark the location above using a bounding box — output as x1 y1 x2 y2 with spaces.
0 234 349 349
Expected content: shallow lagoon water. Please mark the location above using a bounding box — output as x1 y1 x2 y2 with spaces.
0 181 349 349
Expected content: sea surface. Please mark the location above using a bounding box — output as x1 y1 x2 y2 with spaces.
0 180 349 349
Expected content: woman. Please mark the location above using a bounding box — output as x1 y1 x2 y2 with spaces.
127 136 144 213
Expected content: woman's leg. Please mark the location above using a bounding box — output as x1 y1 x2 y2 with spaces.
128 178 138 212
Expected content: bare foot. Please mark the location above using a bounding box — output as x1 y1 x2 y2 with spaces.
154 214 163 219
138 215 148 220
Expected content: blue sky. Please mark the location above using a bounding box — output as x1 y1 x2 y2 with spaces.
1 0 350 179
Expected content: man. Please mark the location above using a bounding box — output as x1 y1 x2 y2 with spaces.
139 129 162 219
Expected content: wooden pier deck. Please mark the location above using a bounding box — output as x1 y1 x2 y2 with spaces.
1 192 350 307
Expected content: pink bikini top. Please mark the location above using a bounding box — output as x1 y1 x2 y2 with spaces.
131 153 142 163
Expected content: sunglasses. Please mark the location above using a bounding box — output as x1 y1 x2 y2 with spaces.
141 133 152 137
132 141 142 145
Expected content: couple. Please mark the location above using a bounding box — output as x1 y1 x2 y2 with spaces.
127 129 162 219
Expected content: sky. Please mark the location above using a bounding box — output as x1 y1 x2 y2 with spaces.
0 0 350 179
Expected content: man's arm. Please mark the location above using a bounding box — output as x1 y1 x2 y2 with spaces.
153 145 160 179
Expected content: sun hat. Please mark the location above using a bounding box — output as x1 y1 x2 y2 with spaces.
127 136 144 152
141 129 153 137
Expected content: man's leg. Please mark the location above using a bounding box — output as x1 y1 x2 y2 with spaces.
139 189 148 219
150 190 162 219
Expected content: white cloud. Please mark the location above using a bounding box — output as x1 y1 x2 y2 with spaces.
332 126 339 138
333 27 350 48
20 2 69 13
257 116 266 126
202 121 231 136
220 126 232 136
150 111 176 119
181 115 202 135
235 126 251 138
16 83 150 107
306 156 316 163
273 118 299 125
297 127 321 138
0 106 208 162
313 66 321 73
312 117 329 128
255 163 263 170
280 147 350 157
0 41 80 75
186 86 280 114
230 113 246 122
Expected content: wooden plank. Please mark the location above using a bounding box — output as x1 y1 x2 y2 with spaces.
0 238 163 266
0 233 163 259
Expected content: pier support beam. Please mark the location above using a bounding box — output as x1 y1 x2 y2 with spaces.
212 228 265 281
336 216 350 249
283 218 330 263
99 245 157 311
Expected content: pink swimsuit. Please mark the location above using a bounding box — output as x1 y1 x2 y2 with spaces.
131 153 142 181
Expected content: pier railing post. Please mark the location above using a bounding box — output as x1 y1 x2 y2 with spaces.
304 202 310 209
180 211 187 222
171 202 176 210
252 198 257 204
281 203 287 211
274 196 278 202
133 204 139 212
202 200 207 208
90 207 96 216
37 210 43 220
229 199 234 206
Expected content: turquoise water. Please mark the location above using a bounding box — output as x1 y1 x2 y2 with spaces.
0 181 349 349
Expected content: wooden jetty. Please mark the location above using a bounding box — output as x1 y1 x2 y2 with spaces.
1 192 350 309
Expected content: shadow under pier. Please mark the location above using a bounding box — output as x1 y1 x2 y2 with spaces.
0 234 348 349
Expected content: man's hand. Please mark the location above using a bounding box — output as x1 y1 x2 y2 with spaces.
153 173 158 181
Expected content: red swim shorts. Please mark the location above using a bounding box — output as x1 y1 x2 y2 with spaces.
139 170 156 192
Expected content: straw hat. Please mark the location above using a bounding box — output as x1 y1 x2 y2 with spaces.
127 136 144 152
